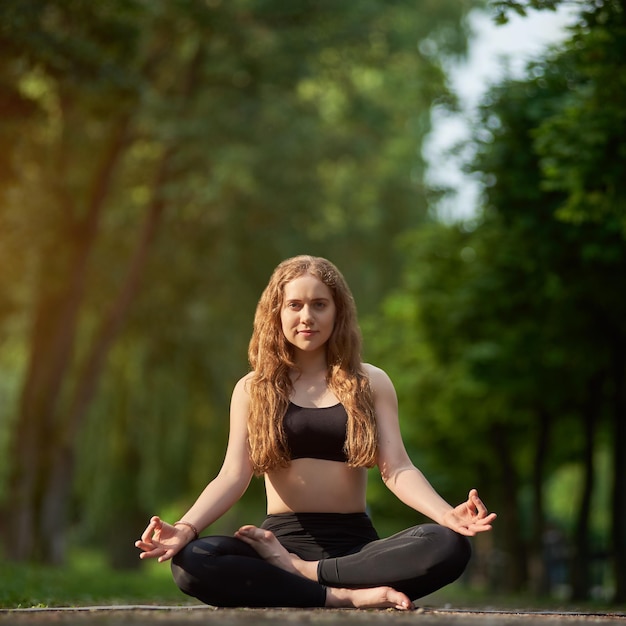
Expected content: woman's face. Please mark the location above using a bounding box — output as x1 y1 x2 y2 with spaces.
280 273 336 354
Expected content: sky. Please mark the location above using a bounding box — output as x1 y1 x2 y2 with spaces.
424 5 580 221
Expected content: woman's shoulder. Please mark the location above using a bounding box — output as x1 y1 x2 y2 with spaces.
232 371 255 397
361 363 394 389
238 370 256 383
361 362 389 378
361 363 398 410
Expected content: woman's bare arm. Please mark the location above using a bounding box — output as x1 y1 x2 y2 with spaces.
367 364 495 536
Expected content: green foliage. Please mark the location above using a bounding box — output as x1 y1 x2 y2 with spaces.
491 0 561 24
367 0 626 599
467 9 626 595
533 2 626 236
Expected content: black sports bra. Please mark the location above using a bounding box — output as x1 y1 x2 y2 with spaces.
283 402 348 463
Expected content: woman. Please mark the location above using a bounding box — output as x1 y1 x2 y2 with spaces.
136 255 496 610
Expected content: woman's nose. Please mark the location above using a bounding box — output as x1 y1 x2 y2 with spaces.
301 305 314 323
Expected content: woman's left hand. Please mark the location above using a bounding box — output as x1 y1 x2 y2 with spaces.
441 488 496 536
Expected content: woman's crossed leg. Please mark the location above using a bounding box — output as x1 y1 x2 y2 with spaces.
235 525 414 610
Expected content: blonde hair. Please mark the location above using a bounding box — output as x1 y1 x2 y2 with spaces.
247 255 378 474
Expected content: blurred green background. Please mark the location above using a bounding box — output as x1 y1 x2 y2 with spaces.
1 0 625 610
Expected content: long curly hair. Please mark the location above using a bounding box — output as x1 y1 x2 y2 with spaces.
247 255 378 474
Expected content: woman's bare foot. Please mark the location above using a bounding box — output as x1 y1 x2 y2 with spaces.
235 525 316 579
236 525 414 611
326 586 414 610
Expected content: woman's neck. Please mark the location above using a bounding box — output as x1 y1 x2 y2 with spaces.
290 351 336 406
291 349 328 378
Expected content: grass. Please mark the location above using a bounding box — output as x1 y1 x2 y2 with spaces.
0 550 192 609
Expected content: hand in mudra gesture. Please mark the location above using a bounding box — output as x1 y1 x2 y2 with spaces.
135 516 195 563
442 489 496 537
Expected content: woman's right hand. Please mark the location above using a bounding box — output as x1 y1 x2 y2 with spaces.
135 516 195 563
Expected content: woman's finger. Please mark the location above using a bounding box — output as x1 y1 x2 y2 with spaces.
158 549 175 563
135 540 157 551
469 512 497 532
472 495 488 517
138 545 166 560
140 516 162 543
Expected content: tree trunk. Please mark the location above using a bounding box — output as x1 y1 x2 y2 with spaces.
41 153 169 564
5 218 100 563
570 373 602 601
490 423 527 592
529 409 550 595
3 116 130 563
107 446 150 570
612 338 626 603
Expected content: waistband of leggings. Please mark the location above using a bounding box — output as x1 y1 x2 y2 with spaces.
262 511 372 528
265 511 370 520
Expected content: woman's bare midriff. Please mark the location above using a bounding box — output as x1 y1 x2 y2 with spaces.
265 459 368 514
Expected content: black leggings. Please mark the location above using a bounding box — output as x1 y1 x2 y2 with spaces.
171 512 471 608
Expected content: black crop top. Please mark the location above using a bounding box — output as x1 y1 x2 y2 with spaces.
283 402 348 463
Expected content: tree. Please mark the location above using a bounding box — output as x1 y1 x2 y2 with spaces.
0 0 479 565
369 0 626 600
491 0 626 601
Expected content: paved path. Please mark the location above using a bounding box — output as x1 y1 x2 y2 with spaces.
1 606 625 626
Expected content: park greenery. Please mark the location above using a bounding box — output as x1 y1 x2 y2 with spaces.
1 0 625 608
